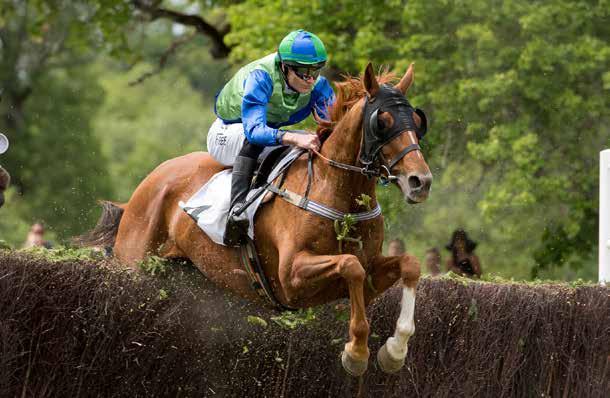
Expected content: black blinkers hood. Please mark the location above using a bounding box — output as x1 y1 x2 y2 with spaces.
360 84 426 165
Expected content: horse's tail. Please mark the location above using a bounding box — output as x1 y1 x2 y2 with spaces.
74 200 125 249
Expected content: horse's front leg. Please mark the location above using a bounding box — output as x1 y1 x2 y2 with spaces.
285 251 369 376
366 253 421 373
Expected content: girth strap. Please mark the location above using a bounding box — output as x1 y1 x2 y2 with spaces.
239 237 297 311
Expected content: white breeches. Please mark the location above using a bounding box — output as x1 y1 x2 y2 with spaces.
206 118 248 167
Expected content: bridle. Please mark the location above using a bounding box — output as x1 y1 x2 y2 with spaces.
313 84 427 185
312 130 421 185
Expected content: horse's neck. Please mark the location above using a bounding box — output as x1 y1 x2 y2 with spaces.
313 100 377 210
322 101 364 166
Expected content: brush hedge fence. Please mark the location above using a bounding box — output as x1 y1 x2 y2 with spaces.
1 250 609 397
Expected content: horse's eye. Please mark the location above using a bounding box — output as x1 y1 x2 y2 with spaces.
377 112 391 130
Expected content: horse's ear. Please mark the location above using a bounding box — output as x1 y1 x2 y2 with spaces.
395 63 414 95
363 62 379 98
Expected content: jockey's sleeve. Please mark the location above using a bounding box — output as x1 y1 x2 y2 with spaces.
241 69 280 146
311 77 335 121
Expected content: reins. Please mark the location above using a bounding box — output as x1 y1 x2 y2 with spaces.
312 135 421 186
263 148 382 223
311 136 421 183
312 149 372 175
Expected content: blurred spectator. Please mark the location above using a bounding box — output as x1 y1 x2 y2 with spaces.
425 247 442 276
23 223 53 249
0 165 9 208
445 229 481 278
387 238 406 256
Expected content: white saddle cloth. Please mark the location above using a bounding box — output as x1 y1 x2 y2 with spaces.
179 147 304 245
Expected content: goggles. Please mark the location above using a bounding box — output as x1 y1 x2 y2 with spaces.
284 62 325 81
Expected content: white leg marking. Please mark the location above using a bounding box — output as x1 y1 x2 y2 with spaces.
385 286 415 360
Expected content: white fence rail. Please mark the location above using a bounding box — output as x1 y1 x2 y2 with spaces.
600 149 610 284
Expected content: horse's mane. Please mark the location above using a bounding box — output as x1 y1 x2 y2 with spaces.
315 68 398 140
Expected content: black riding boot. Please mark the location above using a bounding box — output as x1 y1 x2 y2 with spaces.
224 155 258 246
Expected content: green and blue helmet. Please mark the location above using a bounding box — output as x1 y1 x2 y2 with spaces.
278 29 327 67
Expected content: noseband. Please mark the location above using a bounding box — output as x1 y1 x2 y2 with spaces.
315 84 427 185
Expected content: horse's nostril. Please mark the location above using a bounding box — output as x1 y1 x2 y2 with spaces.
408 175 422 190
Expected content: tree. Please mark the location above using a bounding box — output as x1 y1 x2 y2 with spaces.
0 0 231 240
0 1 117 238
2 0 607 278
223 0 610 277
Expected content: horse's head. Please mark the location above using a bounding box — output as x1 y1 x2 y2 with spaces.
446 229 478 275
361 63 432 203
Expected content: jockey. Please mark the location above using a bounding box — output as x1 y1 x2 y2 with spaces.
208 29 335 246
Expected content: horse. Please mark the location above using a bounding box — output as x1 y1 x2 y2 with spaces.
78 63 433 376
0 166 10 208
445 229 482 278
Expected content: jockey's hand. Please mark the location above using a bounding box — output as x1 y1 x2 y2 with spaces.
283 132 320 151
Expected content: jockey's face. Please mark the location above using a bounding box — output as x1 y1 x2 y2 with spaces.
285 66 315 93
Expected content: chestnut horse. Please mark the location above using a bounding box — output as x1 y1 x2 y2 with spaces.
79 63 432 376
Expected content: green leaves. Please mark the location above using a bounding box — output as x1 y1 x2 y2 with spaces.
225 0 409 73
355 193 372 211
270 308 317 329
246 315 268 328
334 214 363 253
138 256 170 277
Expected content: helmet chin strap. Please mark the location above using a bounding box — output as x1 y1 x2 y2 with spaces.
278 59 299 93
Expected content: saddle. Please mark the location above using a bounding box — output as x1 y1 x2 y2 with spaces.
234 146 293 213
179 147 305 246
253 146 292 189
180 146 304 310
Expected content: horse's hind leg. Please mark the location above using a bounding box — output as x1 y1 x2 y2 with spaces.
114 186 169 267
366 254 421 373
286 251 369 376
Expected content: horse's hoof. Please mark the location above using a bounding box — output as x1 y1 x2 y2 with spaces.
341 350 368 377
377 344 405 374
